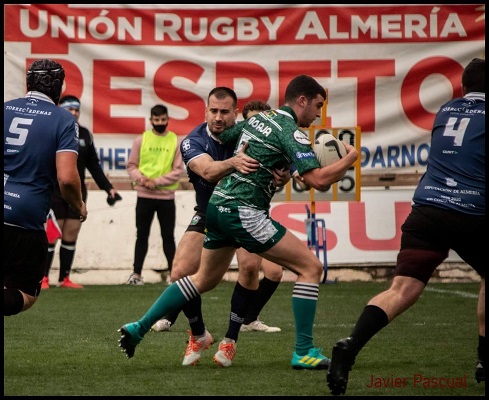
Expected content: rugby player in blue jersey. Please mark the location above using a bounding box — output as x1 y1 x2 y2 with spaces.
327 58 485 395
4 59 87 316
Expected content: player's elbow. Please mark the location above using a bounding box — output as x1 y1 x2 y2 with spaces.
302 169 332 192
57 172 81 191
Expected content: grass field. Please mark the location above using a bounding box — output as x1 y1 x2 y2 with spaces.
4 281 484 397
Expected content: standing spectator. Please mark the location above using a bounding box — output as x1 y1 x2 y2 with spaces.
126 104 185 285
118 75 358 369
4 59 87 316
42 95 122 289
327 58 485 395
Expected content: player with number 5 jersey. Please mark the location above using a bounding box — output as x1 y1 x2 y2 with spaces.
4 59 87 317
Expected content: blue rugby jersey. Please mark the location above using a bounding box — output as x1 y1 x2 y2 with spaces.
413 92 485 215
180 122 234 213
4 91 79 230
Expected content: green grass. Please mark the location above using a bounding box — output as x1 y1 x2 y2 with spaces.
4 281 484 396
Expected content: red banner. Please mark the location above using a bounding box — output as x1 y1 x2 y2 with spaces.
4 4 485 175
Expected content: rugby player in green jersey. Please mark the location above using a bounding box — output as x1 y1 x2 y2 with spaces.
119 74 358 370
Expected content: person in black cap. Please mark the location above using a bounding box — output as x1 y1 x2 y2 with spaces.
4 59 87 315
41 94 121 289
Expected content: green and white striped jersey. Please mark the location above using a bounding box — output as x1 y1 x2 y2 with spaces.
211 106 320 211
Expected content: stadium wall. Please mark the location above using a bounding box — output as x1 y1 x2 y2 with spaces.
45 188 479 285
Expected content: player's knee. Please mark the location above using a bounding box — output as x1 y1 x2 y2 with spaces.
171 260 198 281
239 259 261 274
300 260 323 282
192 274 220 294
238 267 259 285
264 268 283 281
4 288 26 316
313 262 324 280
389 275 424 303
170 268 184 281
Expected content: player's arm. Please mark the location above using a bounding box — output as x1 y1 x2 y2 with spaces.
85 135 114 193
301 142 358 191
219 120 246 148
56 151 87 221
126 136 149 186
272 167 291 188
188 142 259 183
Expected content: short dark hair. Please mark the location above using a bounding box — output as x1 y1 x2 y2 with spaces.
208 87 238 108
462 58 485 93
26 59 65 104
284 75 327 104
59 95 81 110
242 100 271 119
151 104 168 117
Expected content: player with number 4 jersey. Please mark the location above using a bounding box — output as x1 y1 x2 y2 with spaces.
412 91 485 214
327 57 485 396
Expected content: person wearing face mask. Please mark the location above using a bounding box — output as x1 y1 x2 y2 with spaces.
126 104 185 285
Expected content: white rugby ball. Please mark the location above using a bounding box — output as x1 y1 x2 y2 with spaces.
313 133 347 167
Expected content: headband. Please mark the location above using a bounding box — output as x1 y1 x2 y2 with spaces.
60 100 80 109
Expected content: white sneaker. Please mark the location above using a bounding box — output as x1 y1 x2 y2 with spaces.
213 339 236 367
151 318 171 332
182 330 214 366
126 273 144 285
240 318 281 333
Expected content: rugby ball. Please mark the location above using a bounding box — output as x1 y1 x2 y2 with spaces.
313 133 347 167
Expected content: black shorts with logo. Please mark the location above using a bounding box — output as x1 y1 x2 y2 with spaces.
185 211 206 234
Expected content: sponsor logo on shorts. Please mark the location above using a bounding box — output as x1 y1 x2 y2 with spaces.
217 206 231 213
190 215 201 225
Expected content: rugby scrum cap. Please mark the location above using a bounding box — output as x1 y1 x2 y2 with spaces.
26 59 65 105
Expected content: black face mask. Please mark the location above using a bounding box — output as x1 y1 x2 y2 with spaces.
152 124 167 133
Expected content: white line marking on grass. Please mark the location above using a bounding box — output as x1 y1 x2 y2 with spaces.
425 286 478 298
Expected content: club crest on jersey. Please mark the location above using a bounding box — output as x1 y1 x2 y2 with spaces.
181 139 191 152
293 130 311 145
445 177 457 187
